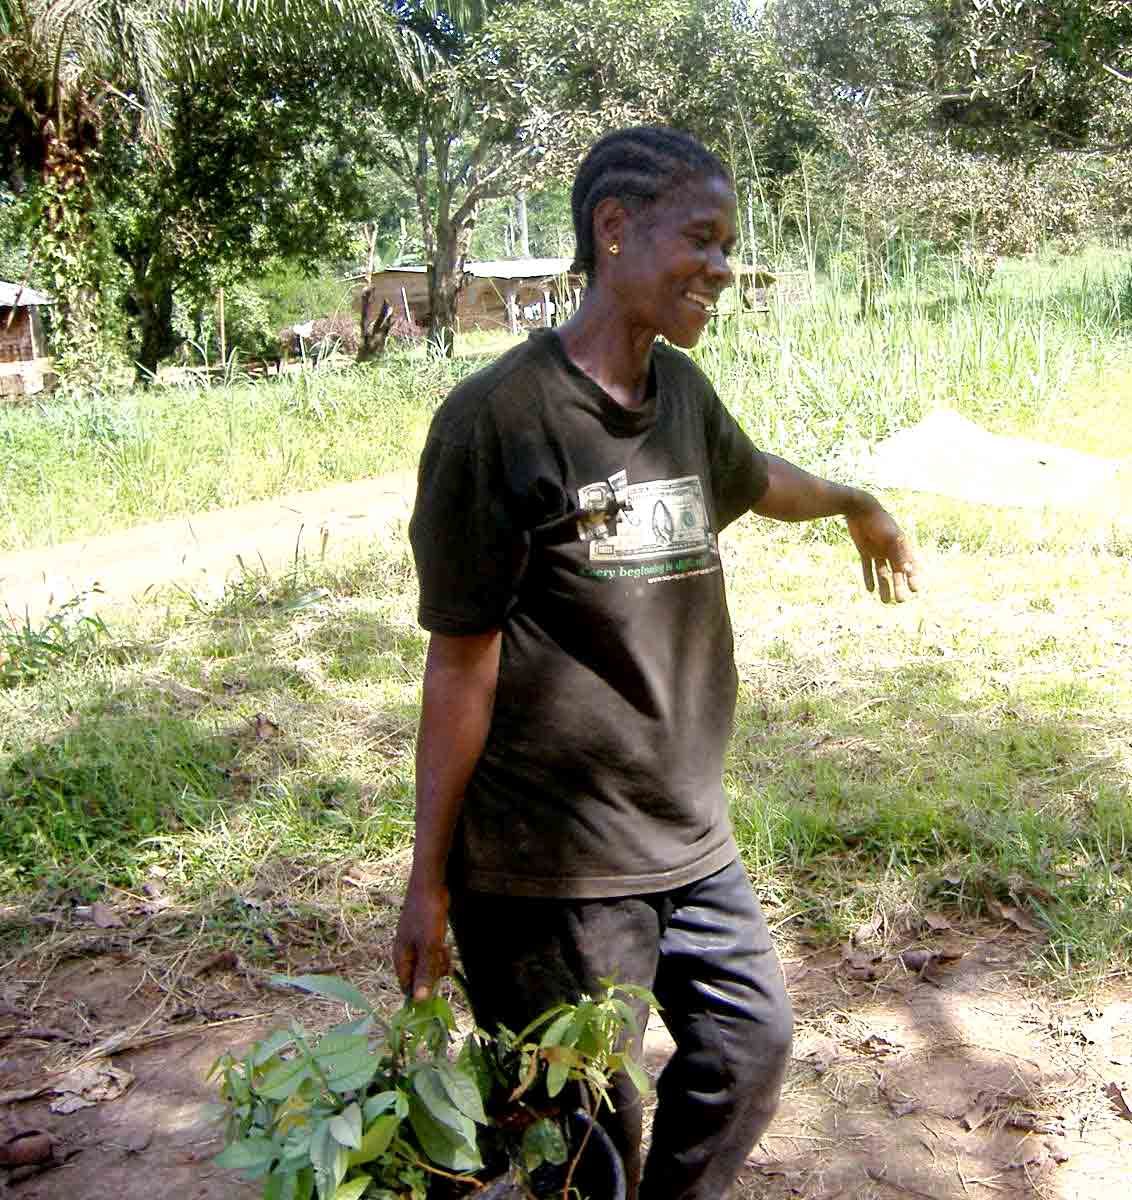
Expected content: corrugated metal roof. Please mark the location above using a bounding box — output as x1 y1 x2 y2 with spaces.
465 257 573 280
0 281 52 307
361 258 574 282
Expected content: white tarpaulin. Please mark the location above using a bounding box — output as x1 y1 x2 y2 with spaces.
864 410 1125 510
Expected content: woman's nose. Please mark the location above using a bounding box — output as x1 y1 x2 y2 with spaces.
708 248 733 285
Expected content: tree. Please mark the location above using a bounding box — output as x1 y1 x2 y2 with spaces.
0 0 412 373
374 0 816 355
801 121 1100 308
767 0 1132 155
103 35 388 377
764 1 1128 296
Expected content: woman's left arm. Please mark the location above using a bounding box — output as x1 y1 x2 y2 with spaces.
752 453 920 604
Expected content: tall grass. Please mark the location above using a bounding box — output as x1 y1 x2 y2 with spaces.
2 247 1130 554
696 250 1132 477
0 352 477 551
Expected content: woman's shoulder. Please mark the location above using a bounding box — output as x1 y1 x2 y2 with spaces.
654 341 717 404
430 334 558 441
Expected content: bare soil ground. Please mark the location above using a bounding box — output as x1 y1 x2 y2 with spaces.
2 886 1129 1200
0 471 416 624
2 475 1129 1198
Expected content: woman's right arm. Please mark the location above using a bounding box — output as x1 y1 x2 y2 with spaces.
393 629 502 1001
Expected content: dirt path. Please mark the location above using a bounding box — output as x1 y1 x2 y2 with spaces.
2 902 1129 1200
0 471 417 624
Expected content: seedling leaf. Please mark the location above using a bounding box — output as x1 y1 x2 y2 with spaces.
214 1135 278 1172
434 1060 487 1124
328 1102 363 1149
331 1175 372 1200
348 1115 399 1166
273 975 374 1013
521 1117 568 1170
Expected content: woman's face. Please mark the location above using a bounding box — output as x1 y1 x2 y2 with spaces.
606 173 738 349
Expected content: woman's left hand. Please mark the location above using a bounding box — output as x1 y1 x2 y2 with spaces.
845 504 920 604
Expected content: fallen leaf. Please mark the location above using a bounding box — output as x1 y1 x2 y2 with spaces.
840 943 882 981
881 1082 920 1117
1044 1138 1070 1165
253 712 281 741
1005 1143 1046 1170
49 1063 134 1114
859 1032 902 1056
988 899 1043 935
963 1091 996 1132
1007 1112 1064 1135
197 949 242 976
0 1131 54 1167
747 1159 808 1193
901 948 938 973
921 910 951 932
1005 1138 1069 1170
781 959 810 987
851 915 883 946
90 901 123 928
72 902 123 928
795 1033 839 1074
1106 1082 1132 1122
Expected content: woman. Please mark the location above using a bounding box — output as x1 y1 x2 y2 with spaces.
395 126 918 1200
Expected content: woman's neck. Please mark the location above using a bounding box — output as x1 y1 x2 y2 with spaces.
556 289 656 410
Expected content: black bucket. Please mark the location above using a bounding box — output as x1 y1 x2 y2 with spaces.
527 1109 627 1200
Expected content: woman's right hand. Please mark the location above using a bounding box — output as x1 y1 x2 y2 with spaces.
393 876 452 1001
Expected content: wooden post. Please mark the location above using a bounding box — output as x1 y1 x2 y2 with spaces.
218 287 227 368
506 286 518 335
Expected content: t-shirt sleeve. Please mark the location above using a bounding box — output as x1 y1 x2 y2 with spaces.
703 386 770 530
409 408 526 635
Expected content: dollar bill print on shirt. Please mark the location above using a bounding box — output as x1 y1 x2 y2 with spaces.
577 472 720 583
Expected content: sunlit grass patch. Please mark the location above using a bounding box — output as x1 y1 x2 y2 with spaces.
722 530 1132 986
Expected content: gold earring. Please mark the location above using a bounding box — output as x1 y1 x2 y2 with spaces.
608 243 620 256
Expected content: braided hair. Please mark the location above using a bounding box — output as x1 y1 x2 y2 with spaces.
570 127 730 283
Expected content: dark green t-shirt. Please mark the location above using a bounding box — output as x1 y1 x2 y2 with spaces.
409 331 769 898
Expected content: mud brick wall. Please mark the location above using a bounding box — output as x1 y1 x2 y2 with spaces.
0 307 34 363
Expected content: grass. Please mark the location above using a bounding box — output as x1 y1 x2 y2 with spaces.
0 246 1130 991
3 249 1130 555
1 524 1129 988
0 351 477 552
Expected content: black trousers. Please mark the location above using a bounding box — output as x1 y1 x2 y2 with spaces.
449 859 793 1200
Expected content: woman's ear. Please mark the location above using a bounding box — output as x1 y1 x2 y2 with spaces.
592 196 627 262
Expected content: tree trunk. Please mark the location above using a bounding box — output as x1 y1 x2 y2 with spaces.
357 292 394 362
427 219 473 357
133 271 179 383
517 192 530 258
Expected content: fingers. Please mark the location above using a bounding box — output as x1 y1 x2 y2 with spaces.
859 553 875 594
411 942 451 1002
874 557 921 603
902 557 920 594
393 935 414 995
